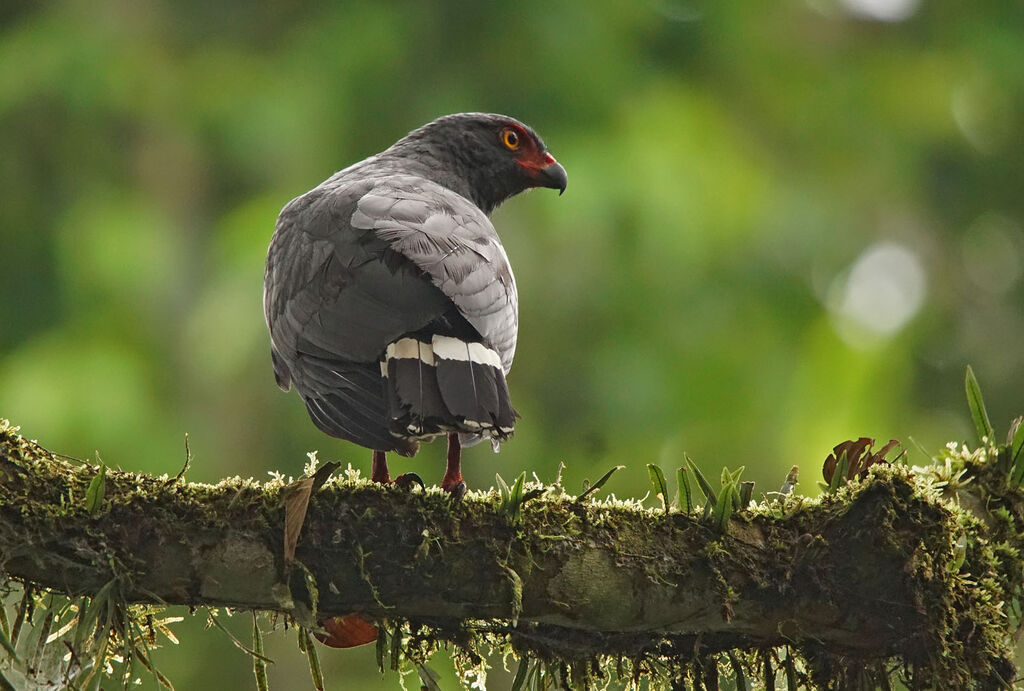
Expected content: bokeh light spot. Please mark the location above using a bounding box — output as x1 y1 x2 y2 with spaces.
962 213 1023 295
840 0 920 22
828 242 927 346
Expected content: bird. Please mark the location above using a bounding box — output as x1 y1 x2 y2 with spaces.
263 113 566 646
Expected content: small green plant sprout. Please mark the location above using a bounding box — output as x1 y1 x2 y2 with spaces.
85 455 107 516
965 365 994 444
676 465 693 513
739 480 755 507
297 626 325 691
821 437 902 493
686 454 717 520
495 472 545 524
647 463 670 513
713 466 746 532
1007 417 1024 489
495 471 522 523
574 465 624 503
678 455 747 529
251 613 268 691
965 365 1024 489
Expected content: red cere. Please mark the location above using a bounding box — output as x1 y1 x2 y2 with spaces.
515 147 556 171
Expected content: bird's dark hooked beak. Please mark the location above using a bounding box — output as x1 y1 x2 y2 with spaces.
536 158 567 195
523 152 567 195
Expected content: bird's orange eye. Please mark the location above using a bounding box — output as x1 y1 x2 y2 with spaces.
501 128 520 150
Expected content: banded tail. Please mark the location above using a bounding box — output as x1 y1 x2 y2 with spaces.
383 336 516 443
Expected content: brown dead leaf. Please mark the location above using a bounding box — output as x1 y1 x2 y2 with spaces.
282 461 341 564
283 478 314 565
823 438 902 484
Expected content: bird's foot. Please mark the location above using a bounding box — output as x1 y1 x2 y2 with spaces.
441 433 466 501
442 479 467 502
393 472 425 491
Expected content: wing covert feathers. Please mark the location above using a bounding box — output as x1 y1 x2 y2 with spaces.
349 177 519 372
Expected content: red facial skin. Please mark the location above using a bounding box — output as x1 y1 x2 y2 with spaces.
517 150 558 173
504 123 560 183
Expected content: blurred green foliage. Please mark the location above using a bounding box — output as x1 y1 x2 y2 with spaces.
1 0 1022 687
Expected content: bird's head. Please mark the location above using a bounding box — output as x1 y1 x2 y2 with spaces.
388 112 567 214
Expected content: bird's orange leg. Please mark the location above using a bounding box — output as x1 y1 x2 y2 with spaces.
370 449 390 484
441 434 467 500
372 448 424 489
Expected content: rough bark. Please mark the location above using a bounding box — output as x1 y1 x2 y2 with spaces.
0 420 1019 687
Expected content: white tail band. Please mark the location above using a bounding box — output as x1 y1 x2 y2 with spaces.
385 338 436 366
431 336 502 369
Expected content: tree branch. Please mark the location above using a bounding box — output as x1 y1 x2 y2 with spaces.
0 419 1019 687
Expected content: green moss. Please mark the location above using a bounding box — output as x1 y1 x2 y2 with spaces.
3 418 1024 689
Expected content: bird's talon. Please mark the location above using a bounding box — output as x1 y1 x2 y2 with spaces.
448 481 467 502
393 472 425 491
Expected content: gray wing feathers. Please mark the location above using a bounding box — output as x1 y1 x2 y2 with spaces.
264 203 324 391
349 177 519 372
265 180 452 368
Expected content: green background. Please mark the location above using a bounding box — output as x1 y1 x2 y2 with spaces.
1 0 1022 687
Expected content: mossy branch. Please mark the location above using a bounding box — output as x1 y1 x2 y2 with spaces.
1 419 1022 688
